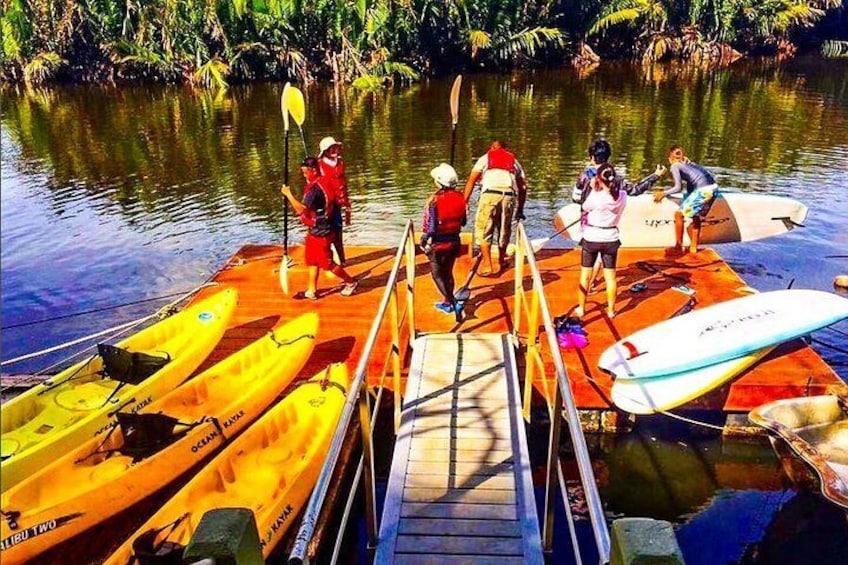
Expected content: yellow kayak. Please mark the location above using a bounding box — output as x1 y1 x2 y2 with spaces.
0 287 237 492
104 363 348 565
0 312 318 565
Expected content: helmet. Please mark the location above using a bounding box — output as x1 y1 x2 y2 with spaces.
318 136 342 156
589 139 612 162
430 163 458 188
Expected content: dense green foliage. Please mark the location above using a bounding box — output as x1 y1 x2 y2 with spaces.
0 1 845 86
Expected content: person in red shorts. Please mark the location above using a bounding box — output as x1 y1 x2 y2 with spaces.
281 157 359 299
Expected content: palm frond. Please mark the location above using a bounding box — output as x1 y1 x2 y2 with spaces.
192 56 229 88
589 8 642 36
23 52 64 84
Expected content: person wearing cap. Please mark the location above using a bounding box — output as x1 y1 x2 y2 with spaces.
281 156 359 299
421 163 467 322
572 138 666 294
463 139 527 277
574 163 628 319
653 145 719 254
317 136 351 265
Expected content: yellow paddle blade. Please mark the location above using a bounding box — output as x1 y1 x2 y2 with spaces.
285 85 306 127
281 82 291 131
450 75 462 125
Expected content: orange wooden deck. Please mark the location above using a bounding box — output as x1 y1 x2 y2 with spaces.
193 243 846 414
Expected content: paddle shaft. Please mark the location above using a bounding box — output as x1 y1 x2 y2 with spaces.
450 124 457 166
284 129 290 254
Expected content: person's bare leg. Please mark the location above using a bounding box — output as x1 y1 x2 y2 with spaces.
674 211 684 251
576 266 592 318
603 268 617 317
330 264 355 284
308 266 320 295
688 216 701 253
589 257 602 293
480 242 495 275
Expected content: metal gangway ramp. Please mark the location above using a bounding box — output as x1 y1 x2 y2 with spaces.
375 333 543 564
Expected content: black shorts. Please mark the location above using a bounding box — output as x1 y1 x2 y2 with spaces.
581 240 621 269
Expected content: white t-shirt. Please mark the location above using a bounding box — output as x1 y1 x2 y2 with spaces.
472 154 526 192
581 186 627 243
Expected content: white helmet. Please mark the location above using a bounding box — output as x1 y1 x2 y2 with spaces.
318 136 342 156
430 163 458 188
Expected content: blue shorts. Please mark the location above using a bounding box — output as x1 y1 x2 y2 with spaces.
680 184 718 219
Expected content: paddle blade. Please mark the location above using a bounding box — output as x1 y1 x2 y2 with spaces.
279 253 290 295
281 82 291 131
285 86 306 127
450 75 462 125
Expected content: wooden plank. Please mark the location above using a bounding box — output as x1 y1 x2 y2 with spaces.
400 502 517 520
398 518 521 538
404 473 515 490
407 448 514 463
409 437 514 452
395 556 525 565
411 426 512 440
402 487 516 505
412 413 512 427
406 460 514 476
395 535 524 556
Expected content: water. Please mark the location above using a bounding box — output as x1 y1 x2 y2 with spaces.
2 58 848 563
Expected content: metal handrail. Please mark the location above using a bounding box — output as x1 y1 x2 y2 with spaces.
288 219 417 565
513 222 611 564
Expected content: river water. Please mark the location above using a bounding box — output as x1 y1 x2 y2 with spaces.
2 58 848 563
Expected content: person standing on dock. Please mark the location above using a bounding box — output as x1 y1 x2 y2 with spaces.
421 163 467 322
572 138 665 291
574 163 628 319
317 136 351 265
281 157 359 299
653 145 719 254
463 139 527 277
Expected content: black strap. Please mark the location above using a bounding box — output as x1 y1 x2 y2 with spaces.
269 332 315 348
483 189 515 196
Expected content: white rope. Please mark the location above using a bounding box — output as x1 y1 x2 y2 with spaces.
1 283 213 368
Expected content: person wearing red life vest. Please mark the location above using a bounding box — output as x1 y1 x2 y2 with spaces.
281 157 359 299
317 136 351 265
463 139 527 277
421 163 467 322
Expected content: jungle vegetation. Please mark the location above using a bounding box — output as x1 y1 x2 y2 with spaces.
1 1 846 87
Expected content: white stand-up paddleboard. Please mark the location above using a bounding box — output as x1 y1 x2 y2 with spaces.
599 289 848 380
555 192 808 248
611 346 775 414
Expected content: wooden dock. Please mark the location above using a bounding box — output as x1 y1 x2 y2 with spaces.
375 333 542 564
197 242 846 415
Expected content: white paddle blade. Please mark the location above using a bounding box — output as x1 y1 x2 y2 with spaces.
450 75 462 125
279 254 290 295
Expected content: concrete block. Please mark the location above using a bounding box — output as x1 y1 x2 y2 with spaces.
611 517 685 565
182 508 263 565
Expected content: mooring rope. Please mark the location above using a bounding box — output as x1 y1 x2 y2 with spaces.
1 282 214 369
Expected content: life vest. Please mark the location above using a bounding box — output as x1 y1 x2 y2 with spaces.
433 190 466 239
487 147 516 172
301 178 335 237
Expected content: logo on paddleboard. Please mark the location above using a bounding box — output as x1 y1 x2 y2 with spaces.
198 311 214 322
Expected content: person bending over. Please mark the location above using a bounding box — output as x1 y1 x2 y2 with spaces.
421 163 467 323
281 157 359 299
653 145 719 254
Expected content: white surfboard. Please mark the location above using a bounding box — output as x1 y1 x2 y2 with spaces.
599 289 848 380
554 192 808 248
611 346 775 414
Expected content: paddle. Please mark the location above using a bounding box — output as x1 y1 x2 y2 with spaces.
449 75 462 166
507 216 582 256
279 82 292 295
285 85 307 153
454 255 483 302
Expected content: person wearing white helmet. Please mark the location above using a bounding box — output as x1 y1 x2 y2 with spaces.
317 136 351 265
421 163 467 322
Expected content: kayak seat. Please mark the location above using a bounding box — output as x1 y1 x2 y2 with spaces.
98 344 171 385
114 412 190 463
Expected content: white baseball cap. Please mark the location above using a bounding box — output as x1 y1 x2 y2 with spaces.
430 163 458 188
318 136 342 156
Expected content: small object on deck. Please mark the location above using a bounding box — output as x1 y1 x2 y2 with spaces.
610 517 685 565
671 284 695 296
630 282 647 293
554 316 589 350
182 508 264 565
835 274 848 289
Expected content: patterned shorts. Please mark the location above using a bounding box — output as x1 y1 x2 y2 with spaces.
680 184 718 219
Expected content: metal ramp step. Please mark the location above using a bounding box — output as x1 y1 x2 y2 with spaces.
376 333 543 564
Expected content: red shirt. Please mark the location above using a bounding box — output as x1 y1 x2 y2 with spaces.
319 157 350 209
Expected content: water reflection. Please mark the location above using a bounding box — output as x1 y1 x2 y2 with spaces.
2 58 848 374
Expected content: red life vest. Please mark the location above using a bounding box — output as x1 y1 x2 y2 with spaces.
487 147 516 172
301 178 335 237
433 190 466 237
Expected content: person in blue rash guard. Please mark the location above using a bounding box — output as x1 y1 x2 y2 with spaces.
653 145 719 254
421 163 467 323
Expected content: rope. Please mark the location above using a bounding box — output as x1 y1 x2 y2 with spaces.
1 282 214 369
